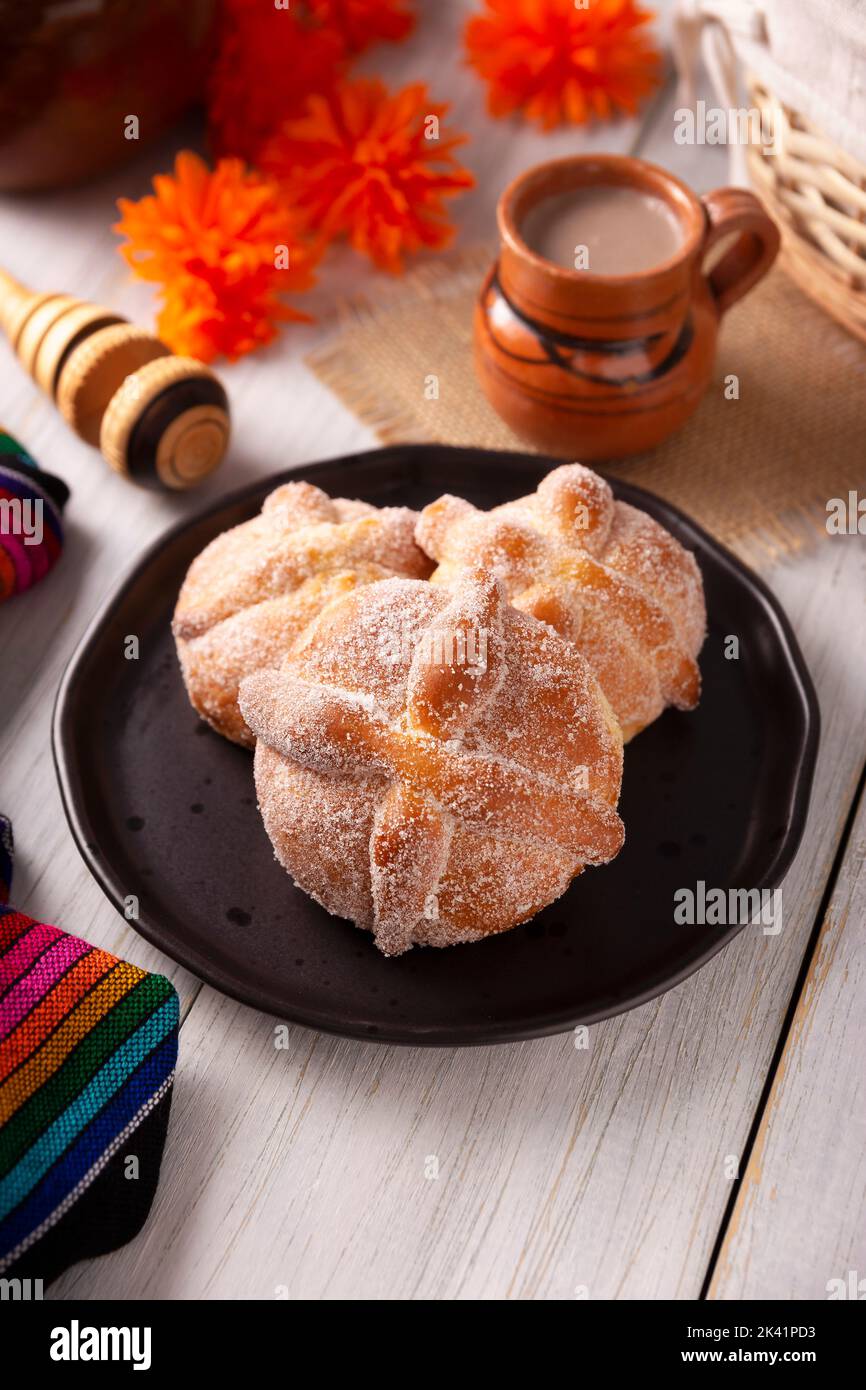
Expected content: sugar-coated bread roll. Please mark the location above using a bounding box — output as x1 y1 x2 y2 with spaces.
239 573 625 955
416 463 706 741
173 480 431 745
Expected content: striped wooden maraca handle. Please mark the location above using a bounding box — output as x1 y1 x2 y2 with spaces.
0 268 229 490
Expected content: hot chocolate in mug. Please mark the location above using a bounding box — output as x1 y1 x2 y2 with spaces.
475 155 780 459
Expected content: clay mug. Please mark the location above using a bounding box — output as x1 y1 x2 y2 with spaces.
474 155 780 460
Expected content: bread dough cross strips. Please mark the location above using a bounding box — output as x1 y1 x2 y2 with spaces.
174 480 426 643
417 464 705 741
241 573 624 955
173 480 430 745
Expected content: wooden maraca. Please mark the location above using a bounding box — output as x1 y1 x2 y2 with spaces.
0 268 230 490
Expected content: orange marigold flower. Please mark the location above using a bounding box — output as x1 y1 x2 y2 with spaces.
260 78 475 274
208 0 346 163
114 152 318 363
465 0 661 130
310 0 414 53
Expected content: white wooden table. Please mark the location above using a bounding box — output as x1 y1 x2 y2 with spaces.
1 2 863 1301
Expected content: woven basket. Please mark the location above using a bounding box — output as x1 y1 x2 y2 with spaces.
747 78 866 344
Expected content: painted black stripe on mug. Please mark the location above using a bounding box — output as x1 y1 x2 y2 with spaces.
540 314 694 387
491 271 670 353
125 378 228 489
481 318 681 385
493 267 688 330
484 296 695 389
481 355 702 417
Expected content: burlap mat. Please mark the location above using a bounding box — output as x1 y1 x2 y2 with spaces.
307 246 866 566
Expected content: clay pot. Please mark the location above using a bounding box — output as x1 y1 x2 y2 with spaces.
0 0 216 192
474 155 780 460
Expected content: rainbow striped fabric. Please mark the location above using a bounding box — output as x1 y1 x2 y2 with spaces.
0 428 68 601
0 902 178 1275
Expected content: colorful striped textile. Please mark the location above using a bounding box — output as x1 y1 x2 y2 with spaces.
0 902 178 1280
0 427 68 602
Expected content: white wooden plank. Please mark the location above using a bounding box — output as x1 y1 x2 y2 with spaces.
709 786 866 1301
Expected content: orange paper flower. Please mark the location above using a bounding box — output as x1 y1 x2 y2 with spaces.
115 152 318 363
465 0 661 129
208 1 346 163
310 0 414 53
260 78 474 273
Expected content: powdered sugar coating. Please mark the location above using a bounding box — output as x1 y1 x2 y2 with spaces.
172 481 431 745
416 464 706 741
239 574 624 955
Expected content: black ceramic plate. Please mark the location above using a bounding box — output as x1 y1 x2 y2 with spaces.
53 446 819 1046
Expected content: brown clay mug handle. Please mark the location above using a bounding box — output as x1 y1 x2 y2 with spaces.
700 187 780 315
